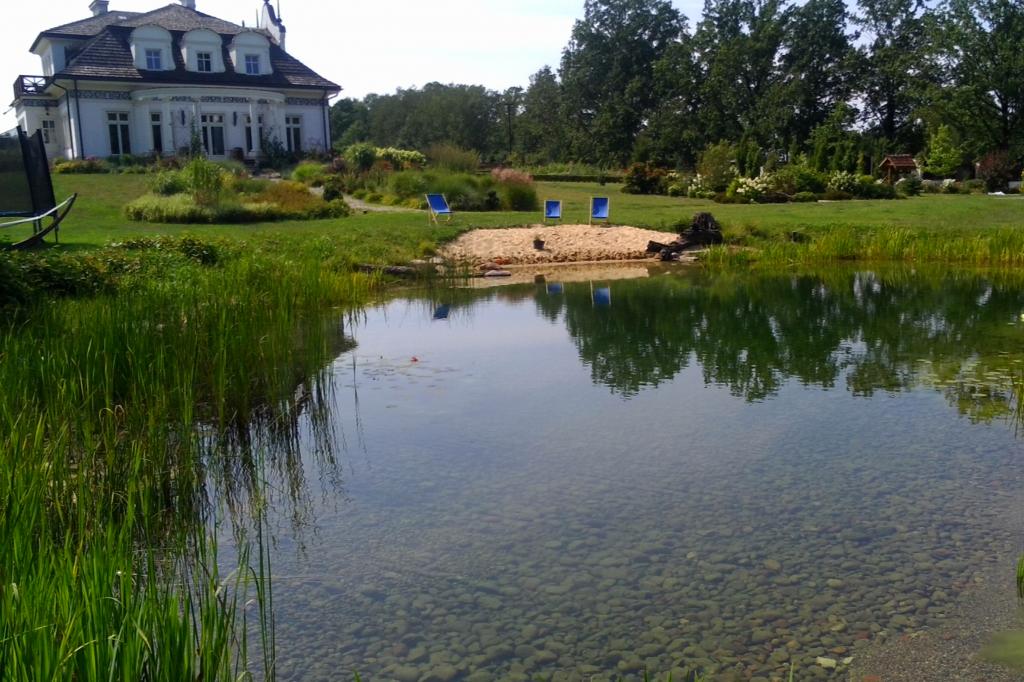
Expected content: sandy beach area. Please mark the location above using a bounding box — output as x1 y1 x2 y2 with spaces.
440 224 676 266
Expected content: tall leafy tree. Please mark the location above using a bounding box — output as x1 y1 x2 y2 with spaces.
854 0 933 144
559 0 687 165
516 67 567 163
933 0 1024 158
777 0 858 147
693 0 790 148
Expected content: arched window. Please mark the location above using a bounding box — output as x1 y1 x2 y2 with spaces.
229 32 272 76
130 25 173 71
181 29 225 73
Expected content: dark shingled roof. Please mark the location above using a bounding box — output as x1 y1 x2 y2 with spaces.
879 155 918 169
36 4 338 92
36 9 142 40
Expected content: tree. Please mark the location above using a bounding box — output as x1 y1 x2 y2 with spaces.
559 0 687 165
854 0 934 144
932 0 1024 160
516 67 566 163
924 125 964 177
692 0 790 151
329 98 370 149
777 0 859 147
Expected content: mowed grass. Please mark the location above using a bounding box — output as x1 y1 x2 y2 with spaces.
40 175 1024 265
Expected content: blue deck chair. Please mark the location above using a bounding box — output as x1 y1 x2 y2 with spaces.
590 196 610 225
544 199 562 223
425 193 453 224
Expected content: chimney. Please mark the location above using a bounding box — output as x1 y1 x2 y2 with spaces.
89 0 109 15
261 0 286 50
179 0 196 8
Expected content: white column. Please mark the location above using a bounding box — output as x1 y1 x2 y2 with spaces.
249 101 261 157
161 100 173 155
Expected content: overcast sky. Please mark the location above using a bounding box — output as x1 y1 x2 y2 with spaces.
2 0 710 129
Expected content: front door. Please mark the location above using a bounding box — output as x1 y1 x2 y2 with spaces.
200 114 225 157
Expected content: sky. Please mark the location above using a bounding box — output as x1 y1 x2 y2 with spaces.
1 0 707 129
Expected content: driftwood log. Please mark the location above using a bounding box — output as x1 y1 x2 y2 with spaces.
646 212 724 261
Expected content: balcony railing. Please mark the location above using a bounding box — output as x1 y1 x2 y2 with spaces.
14 75 49 99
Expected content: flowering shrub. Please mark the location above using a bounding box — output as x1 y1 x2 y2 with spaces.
728 175 773 202
686 174 717 199
491 167 533 184
942 178 959 194
376 147 426 169
827 171 858 194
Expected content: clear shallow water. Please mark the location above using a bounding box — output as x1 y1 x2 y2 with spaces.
239 267 1024 681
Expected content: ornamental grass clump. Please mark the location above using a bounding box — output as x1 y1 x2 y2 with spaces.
126 160 350 223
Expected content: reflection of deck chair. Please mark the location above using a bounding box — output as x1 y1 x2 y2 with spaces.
543 199 562 223
591 282 611 307
0 127 77 250
425 193 453 224
590 196 610 225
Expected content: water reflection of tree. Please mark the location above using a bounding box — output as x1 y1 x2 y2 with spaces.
533 270 1024 423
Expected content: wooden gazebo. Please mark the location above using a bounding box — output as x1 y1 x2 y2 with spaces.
879 155 919 184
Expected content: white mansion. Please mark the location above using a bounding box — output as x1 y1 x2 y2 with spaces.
12 0 339 160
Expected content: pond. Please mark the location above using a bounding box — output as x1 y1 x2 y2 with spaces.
232 266 1024 682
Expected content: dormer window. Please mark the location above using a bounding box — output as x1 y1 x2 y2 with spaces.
244 54 261 75
196 52 212 72
145 48 162 70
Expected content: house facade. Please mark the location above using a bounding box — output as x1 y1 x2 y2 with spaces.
12 0 339 160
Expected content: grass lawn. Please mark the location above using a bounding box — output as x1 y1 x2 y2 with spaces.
33 175 1024 263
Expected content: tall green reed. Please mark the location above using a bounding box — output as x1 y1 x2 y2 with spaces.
0 245 375 680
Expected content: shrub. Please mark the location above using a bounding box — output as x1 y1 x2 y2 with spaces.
291 161 328 186
850 175 895 200
150 171 187 196
389 171 429 198
895 176 923 196
52 157 109 174
622 163 668 195
772 165 827 194
351 188 369 200
322 175 345 202
827 171 858 194
426 143 479 172
498 182 539 211
344 143 377 173
793 192 818 203
963 179 986 194
698 142 737 192
179 157 225 206
823 190 854 201
490 167 533 185
977 150 1015 192
365 192 383 204
376 147 426 169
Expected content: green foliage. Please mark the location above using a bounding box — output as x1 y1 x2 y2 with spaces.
291 161 329 186
125 180 350 224
622 162 668 194
344 143 377 172
497 181 540 211
52 157 110 174
376 147 426 169
426 143 480 172
772 164 827 194
150 170 187 196
181 157 224 206
924 125 964 177
322 175 345 202
697 142 737 192
896 176 923 196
